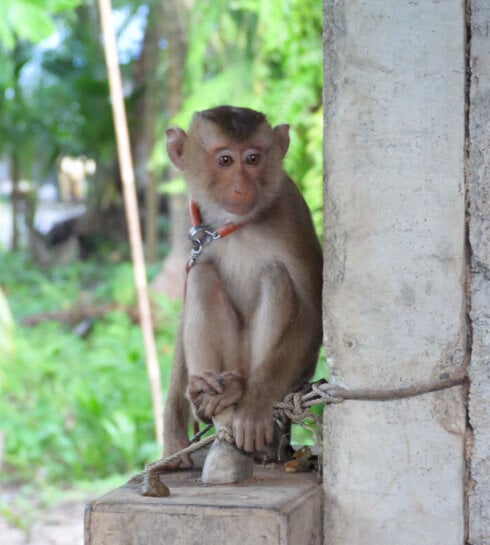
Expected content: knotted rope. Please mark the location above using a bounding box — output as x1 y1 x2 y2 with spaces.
141 373 465 480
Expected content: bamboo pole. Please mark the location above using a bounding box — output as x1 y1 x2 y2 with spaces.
97 0 163 447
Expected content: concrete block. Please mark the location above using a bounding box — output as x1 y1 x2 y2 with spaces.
323 389 466 545
85 466 323 545
469 283 490 544
468 2 490 542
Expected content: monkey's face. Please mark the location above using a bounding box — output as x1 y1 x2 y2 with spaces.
203 131 271 216
166 108 290 222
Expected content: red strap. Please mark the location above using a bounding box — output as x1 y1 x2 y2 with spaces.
184 198 245 299
189 198 202 226
216 222 244 237
189 198 244 236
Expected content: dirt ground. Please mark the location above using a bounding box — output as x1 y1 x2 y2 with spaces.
0 478 122 545
0 498 87 545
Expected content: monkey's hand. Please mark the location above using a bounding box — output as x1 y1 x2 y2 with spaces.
188 370 245 422
232 400 275 453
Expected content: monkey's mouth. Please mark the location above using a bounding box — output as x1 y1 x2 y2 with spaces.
223 200 257 216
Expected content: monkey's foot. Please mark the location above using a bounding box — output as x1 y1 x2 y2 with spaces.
201 439 254 484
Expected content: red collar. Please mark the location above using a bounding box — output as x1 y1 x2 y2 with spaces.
189 199 244 238
186 199 244 273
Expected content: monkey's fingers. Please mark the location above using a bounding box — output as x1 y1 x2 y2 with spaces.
212 397 238 417
202 371 226 393
201 395 224 420
193 389 241 420
254 420 275 452
212 386 244 416
242 424 260 452
189 373 224 395
188 375 221 398
189 395 213 424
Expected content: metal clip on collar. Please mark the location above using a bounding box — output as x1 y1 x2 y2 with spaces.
188 224 221 266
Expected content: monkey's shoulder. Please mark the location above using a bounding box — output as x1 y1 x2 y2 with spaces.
264 176 322 255
268 176 317 228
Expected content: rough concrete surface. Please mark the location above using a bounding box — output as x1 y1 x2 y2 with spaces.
322 0 467 544
85 466 323 545
468 1 490 543
323 0 466 389
324 390 466 545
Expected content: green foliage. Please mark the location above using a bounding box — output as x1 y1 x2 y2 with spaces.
37 5 116 162
161 0 324 235
0 1 327 486
0 2 116 207
0 252 180 483
0 250 329 483
0 288 14 357
0 0 83 49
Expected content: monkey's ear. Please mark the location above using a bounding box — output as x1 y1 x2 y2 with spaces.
273 124 290 159
166 127 187 171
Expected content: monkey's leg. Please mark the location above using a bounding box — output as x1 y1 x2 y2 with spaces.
183 262 242 398
233 262 298 453
185 264 253 483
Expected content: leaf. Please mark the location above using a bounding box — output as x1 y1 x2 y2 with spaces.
1 0 83 48
7 2 57 43
0 15 15 49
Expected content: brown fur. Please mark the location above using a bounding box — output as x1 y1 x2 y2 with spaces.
163 106 322 465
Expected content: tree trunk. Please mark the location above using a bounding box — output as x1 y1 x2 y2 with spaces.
151 0 189 299
133 0 164 263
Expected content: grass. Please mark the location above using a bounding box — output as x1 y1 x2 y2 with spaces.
0 251 180 485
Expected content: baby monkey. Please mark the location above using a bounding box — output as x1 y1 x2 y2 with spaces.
163 106 322 477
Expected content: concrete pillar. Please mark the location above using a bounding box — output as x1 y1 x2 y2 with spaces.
468 2 490 543
322 1 467 544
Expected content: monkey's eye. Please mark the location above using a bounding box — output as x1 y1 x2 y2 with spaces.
217 155 234 167
245 154 261 165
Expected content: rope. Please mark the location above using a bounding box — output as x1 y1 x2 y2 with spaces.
138 372 465 484
146 434 218 472
276 373 465 408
